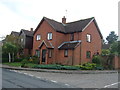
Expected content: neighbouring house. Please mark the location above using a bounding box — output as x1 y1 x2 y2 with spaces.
2 31 20 45
102 43 110 49
33 16 103 65
11 31 19 37
19 28 34 56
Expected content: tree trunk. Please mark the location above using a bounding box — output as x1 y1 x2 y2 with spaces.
8 53 11 62
12 53 14 62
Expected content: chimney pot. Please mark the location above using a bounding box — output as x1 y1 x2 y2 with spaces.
30 28 33 31
62 16 66 24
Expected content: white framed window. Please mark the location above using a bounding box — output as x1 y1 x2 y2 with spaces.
21 38 23 42
36 35 41 41
47 33 52 40
86 34 91 42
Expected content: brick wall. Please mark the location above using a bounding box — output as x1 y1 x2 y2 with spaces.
80 21 102 64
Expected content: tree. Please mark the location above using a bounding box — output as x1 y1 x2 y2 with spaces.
2 42 18 62
118 41 120 55
106 31 118 44
4 35 22 58
110 41 120 55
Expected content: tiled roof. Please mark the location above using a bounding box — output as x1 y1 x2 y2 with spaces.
44 17 65 33
21 29 34 37
39 40 54 49
58 40 81 49
11 31 19 36
44 17 93 33
34 17 103 39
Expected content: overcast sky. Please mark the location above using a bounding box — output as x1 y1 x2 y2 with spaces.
0 0 119 41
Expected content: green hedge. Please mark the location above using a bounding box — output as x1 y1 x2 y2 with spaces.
33 64 79 70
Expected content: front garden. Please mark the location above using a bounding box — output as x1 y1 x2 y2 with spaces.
3 55 104 70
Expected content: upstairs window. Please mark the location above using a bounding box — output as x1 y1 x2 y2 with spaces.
86 51 91 58
36 35 41 41
70 33 74 41
47 33 52 40
64 50 68 57
86 34 91 42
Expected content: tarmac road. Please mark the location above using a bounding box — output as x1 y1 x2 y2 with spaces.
2 68 73 88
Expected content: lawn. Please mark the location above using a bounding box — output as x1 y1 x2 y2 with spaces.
3 62 37 68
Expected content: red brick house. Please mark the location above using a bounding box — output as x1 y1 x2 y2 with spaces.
33 16 103 65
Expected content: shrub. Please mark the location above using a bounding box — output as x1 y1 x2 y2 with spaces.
60 66 79 70
30 56 39 64
21 59 29 67
2 58 9 63
95 64 104 70
14 58 23 62
92 56 102 65
34 64 79 70
81 63 97 70
2 53 9 63
101 49 110 56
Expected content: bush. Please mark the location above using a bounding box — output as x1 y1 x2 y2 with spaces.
92 56 102 65
2 53 9 63
33 64 79 70
60 66 79 70
14 58 23 62
101 49 110 56
21 59 29 67
30 56 39 64
76 63 97 70
2 58 9 63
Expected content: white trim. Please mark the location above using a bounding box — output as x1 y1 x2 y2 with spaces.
38 40 48 48
58 40 81 49
38 40 54 48
74 41 81 48
82 18 94 31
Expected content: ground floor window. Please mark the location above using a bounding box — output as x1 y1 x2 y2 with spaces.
48 49 52 58
86 51 91 58
64 50 68 57
35 50 40 57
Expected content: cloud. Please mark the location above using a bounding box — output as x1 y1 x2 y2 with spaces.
0 0 119 41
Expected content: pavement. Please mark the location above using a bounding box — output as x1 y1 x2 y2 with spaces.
1 64 118 74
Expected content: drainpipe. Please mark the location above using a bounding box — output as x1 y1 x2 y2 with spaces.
80 42 82 65
72 49 74 65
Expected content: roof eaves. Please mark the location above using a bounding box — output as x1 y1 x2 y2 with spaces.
93 19 103 39
74 41 81 48
58 40 81 49
38 40 48 48
33 17 44 35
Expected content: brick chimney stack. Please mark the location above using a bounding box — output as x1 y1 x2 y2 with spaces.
30 28 33 31
62 16 66 24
